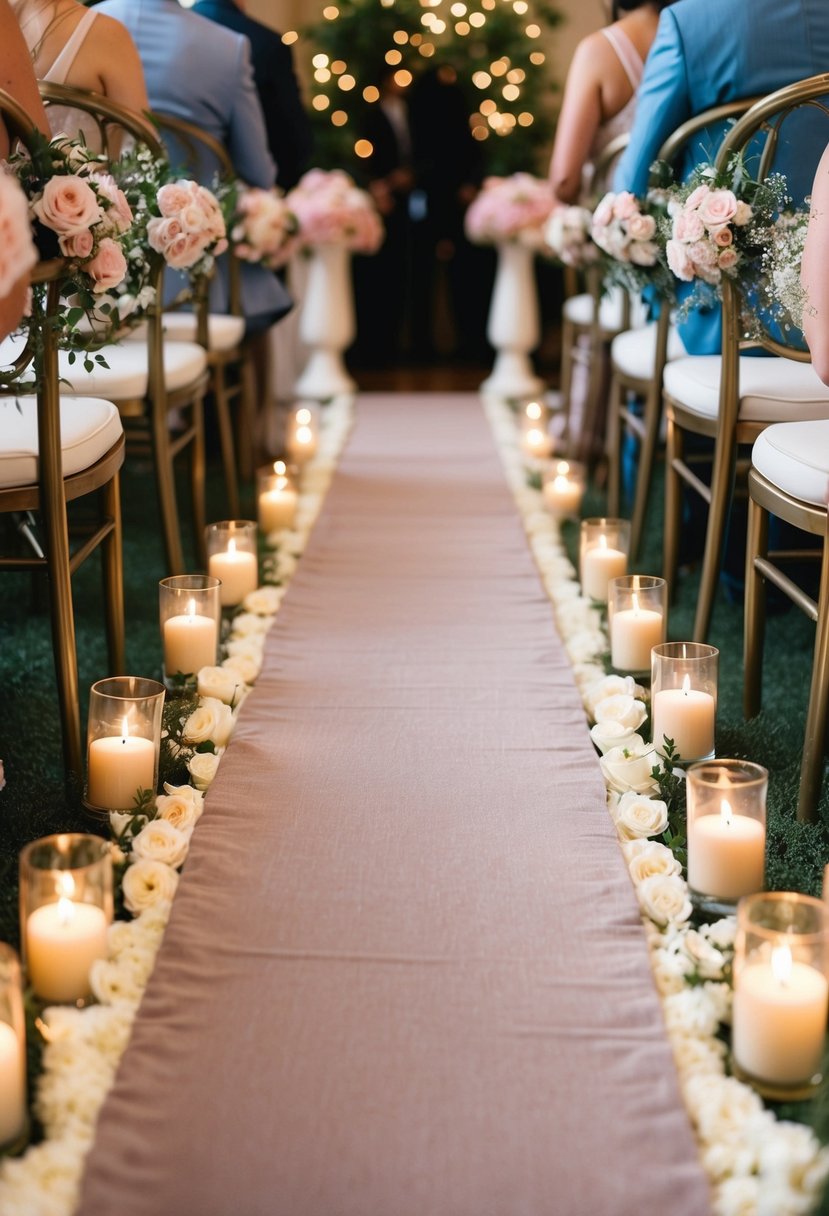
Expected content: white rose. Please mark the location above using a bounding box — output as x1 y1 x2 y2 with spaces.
222 651 261 684
703 917 737 951
564 628 606 664
637 872 692 926
229 611 270 638
122 858 179 913
682 928 728 980
77 1004 134 1062
685 1073 764 1143
650 944 692 995
109 809 146 839
156 782 204 829
197 665 244 705
670 1030 727 1080
663 987 722 1042
131 818 190 867
225 636 264 662
182 696 234 748
242 585 285 615
713 1176 762 1216
593 693 647 732
589 719 643 755
600 740 661 794
274 550 298 581
613 791 669 840
188 749 221 791
584 673 646 718
623 838 681 881
88 957 144 1008
133 903 171 943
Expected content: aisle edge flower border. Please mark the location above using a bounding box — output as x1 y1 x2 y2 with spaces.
482 395 829 1216
0 395 356 1216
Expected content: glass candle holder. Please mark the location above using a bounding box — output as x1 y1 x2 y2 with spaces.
651 642 718 764
732 891 829 1101
579 518 630 603
159 575 221 684
542 459 585 521
86 676 165 813
257 460 298 534
520 419 554 461
686 759 767 916
0 944 27 1150
206 520 258 608
286 405 319 465
608 575 666 674
19 834 113 1005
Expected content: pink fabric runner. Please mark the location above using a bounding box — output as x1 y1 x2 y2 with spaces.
78 393 710 1216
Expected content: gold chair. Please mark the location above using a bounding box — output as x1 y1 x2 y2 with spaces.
33 82 210 575
662 73 829 642
744 421 829 823
0 89 125 791
150 109 258 514
606 99 758 561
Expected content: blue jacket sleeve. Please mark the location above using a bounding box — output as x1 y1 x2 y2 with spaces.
226 36 276 189
613 8 691 194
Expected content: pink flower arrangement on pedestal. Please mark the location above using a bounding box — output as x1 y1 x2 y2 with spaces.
665 184 752 286
0 169 37 298
591 191 660 267
231 187 298 269
286 169 383 254
465 173 554 248
147 179 227 271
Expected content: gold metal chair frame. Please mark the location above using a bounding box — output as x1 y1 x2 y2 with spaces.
744 467 828 822
151 109 258 516
662 73 829 643
38 82 210 575
0 89 125 791
606 98 759 561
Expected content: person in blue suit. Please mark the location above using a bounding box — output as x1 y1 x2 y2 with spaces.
191 0 311 192
97 0 291 330
614 0 829 354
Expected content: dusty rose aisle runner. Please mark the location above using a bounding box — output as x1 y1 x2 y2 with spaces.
79 393 709 1216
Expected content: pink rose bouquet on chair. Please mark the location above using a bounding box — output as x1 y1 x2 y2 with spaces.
545 204 599 268
147 179 227 272
0 168 37 300
286 169 383 254
590 189 675 297
465 173 553 249
230 186 298 269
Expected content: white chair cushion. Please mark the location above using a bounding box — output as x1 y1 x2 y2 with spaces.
0 395 122 489
564 288 647 333
0 335 208 399
159 313 245 352
752 420 829 508
663 355 829 423
611 322 687 380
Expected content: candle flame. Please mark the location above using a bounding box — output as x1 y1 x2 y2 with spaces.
296 408 312 426
273 460 286 476
525 401 542 421
555 460 570 476
599 534 608 551
296 425 313 444
527 428 543 446
56 872 75 899
553 475 568 491
681 674 691 696
633 574 640 593
57 896 75 926
771 942 793 987
632 593 640 616
720 798 733 827
120 715 130 742
187 598 196 619
228 538 237 556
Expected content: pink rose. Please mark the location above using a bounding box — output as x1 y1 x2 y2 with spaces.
147 216 183 254
627 213 656 241
684 184 710 210
711 225 733 247
85 237 127 292
697 189 738 228
689 238 718 268
717 247 739 271
592 194 615 228
612 191 639 221
58 228 94 259
33 175 102 236
674 209 705 242
666 238 695 281
157 182 196 217
733 200 753 226
0 170 37 297
179 203 207 233
89 172 133 233
165 232 205 269
629 240 659 267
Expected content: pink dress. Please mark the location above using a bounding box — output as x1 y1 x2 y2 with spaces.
583 24 645 199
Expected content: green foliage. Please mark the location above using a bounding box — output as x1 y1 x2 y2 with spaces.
651 738 688 867
300 0 560 176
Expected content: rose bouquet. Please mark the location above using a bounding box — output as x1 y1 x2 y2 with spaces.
286 168 383 254
0 168 37 300
544 204 599 268
230 186 298 269
591 189 675 297
465 172 554 248
757 209 810 335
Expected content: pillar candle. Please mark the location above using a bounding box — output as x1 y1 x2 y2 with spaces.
734 946 828 1085
0 1021 25 1146
581 536 628 602
258 480 298 533
688 800 765 900
208 540 258 607
87 724 155 809
611 595 664 672
163 602 217 678
287 423 318 465
543 471 583 518
652 676 715 761
26 898 108 1003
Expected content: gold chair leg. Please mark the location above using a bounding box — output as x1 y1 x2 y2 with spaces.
153 410 185 576
101 469 125 675
606 373 622 517
630 378 662 563
797 532 829 823
743 491 768 719
190 391 208 569
213 362 241 518
663 406 682 602
237 349 257 482
693 431 736 643
42 484 82 790
559 318 575 451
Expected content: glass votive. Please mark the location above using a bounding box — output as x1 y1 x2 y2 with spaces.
579 518 630 603
206 520 258 608
19 834 113 1005
257 460 298 534
732 891 829 1101
86 676 165 813
520 421 554 461
0 944 27 1150
608 575 666 674
159 575 221 684
542 459 586 521
686 759 767 915
286 404 319 465
650 642 718 763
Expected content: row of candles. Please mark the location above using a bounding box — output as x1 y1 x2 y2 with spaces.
520 399 829 1101
0 405 326 1148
